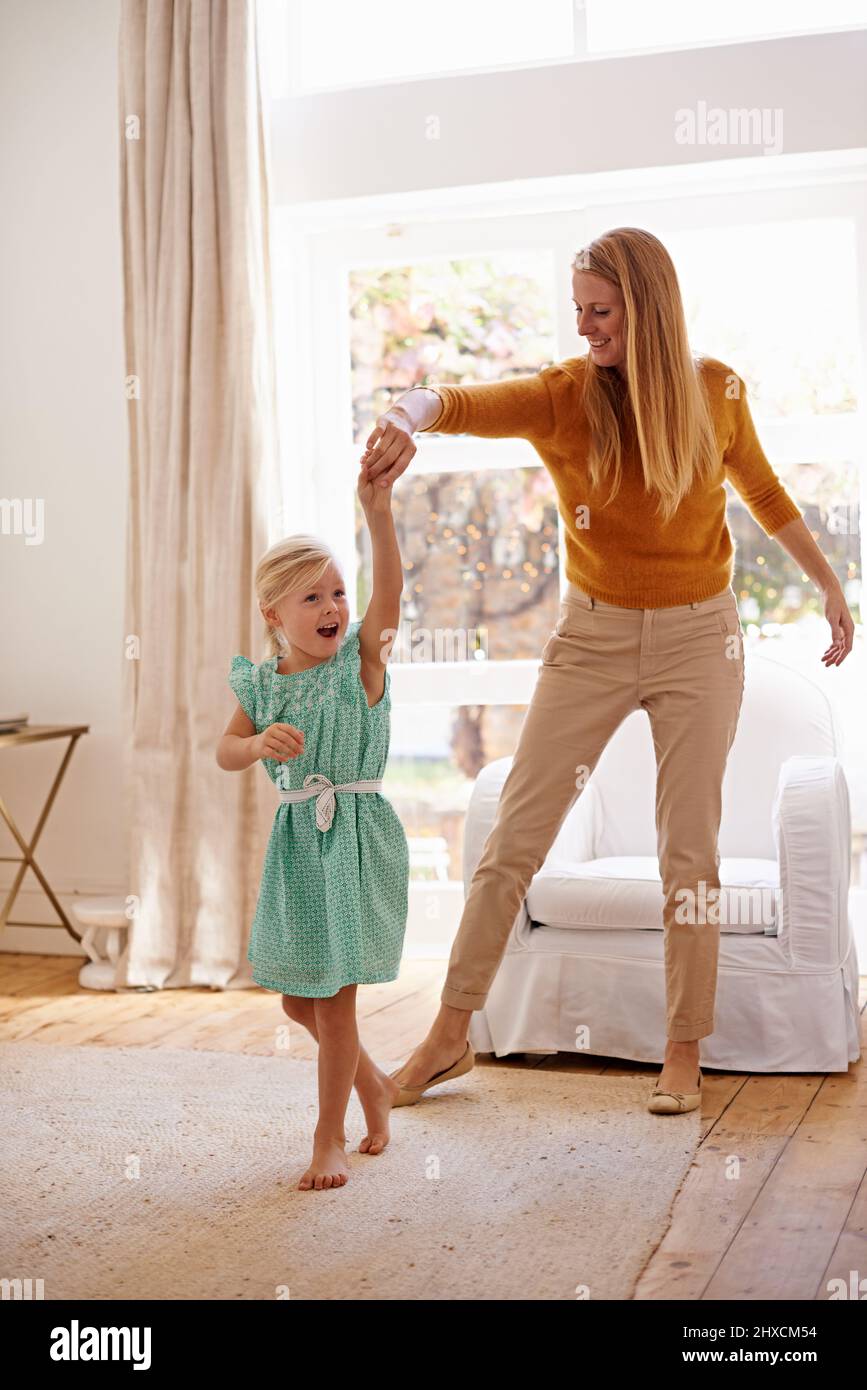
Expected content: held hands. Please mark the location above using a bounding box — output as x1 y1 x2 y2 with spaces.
357 455 395 513
359 406 417 493
253 723 304 762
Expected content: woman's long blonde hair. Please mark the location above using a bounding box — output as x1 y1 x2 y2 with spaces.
574 227 719 523
255 534 340 658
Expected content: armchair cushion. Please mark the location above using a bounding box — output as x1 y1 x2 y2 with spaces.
526 855 780 934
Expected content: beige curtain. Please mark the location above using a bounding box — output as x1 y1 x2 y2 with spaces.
117 0 282 988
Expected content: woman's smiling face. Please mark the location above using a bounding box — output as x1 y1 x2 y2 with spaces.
572 269 627 374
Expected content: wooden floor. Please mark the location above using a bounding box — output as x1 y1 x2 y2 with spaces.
2 952 865 1301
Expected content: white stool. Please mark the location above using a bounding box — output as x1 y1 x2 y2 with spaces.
70 896 131 990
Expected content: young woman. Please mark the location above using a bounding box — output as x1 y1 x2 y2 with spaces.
360 226 855 1115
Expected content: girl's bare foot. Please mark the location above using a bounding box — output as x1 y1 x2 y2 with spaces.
298 1134 350 1191
357 1070 401 1154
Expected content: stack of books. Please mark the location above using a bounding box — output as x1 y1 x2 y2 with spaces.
0 714 30 734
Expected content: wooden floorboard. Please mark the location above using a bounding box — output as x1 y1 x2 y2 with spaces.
1 952 863 1300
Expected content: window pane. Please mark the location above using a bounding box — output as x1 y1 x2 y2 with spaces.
729 463 862 625
665 218 862 626
586 0 867 55
356 468 561 659
383 702 532 883
348 250 558 446
296 0 574 92
670 219 860 416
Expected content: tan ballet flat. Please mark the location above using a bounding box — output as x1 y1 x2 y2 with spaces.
389 1042 475 1107
647 1067 702 1114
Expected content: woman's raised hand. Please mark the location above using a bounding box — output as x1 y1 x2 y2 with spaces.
360 406 417 488
253 723 304 763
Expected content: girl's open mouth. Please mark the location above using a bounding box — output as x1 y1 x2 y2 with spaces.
317 623 339 640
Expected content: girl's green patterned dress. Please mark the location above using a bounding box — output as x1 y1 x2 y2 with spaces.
228 619 409 997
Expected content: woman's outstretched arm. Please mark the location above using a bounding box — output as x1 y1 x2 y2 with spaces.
361 370 556 488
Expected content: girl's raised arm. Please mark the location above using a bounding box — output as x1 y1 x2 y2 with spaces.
356 465 402 698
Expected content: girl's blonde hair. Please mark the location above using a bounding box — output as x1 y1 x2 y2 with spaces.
573 227 719 523
255 534 342 658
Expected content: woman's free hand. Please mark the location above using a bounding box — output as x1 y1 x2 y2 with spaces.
360 406 417 488
820 582 856 667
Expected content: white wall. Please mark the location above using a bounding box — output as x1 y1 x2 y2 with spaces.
269 30 867 202
0 0 127 952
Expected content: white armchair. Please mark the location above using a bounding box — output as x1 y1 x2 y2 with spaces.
464 654 861 1073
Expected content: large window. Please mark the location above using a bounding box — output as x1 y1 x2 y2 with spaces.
273 173 866 896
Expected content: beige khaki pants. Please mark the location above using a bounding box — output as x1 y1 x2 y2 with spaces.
441 583 745 1041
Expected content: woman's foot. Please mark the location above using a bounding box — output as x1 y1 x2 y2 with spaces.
356 1069 400 1154
391 1036 468 1091
298 1134 350 1191
656 1039 701 1094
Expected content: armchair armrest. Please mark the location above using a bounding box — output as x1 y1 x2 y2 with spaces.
462 756 598 895
771 755 852 968
462 757 513 896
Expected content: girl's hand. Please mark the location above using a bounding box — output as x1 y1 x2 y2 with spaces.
252 722 304 762
820 582 856 667
360 407 417 488
358 458 394 513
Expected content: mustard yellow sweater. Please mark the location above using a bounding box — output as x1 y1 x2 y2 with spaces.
419 354 802 608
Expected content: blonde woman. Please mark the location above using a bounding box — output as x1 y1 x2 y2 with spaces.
361 226 855 1114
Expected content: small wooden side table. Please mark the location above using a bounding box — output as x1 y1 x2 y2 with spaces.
0 723 90 943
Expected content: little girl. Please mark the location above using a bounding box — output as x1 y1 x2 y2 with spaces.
216 465 409 1192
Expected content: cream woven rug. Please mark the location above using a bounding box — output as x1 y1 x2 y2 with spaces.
1 1041 699 1300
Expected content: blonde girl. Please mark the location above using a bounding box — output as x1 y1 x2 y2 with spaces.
217 468 409 1189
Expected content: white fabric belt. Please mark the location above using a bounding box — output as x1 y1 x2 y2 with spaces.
277 773 384 832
